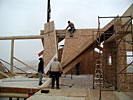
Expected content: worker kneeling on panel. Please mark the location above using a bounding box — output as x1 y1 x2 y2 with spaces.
65 21 76 37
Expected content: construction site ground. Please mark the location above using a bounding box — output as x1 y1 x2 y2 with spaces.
27 75 133 100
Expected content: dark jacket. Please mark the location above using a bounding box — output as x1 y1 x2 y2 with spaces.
38 59 44 73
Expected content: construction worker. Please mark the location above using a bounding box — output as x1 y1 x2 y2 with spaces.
38 58 44 86
49 57 62 89
65 21 75 37
75 62 80 75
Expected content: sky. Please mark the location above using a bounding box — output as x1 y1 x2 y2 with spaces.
0 0 132 68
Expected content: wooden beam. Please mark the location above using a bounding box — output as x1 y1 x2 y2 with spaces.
0 34 65 40
0 87 39 98
0 59 27 74
56 30 66 34
0 93 28 98
56 33 66 37
10 39 14 73
0 35 45 40
0 61 15 77
0 70 10 78
13 57 37 72
0 87 39 94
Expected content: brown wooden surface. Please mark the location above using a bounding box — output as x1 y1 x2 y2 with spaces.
63 46 94 74
121 4 133 24
43 21 57 69
61 29 97 68
0 87 39 94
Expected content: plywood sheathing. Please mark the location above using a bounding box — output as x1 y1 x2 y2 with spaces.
101 3 132 34
26 75 132 100
36 88 87 97
0 76 52 97
27 95 85 100
67 51 99 74
89 89 117 100
125 34 132 50
103 33 133 90
118 38 128 91
61 29 97 69
27 75 91 100
63 46 94 74
121 4 133 25
118 35 133 91
61 19 116 73
27 89 133 100
106 4 133 42
103 42 117 87
43 21 58 74
0 87 39 97
103 4 133 91
0 77 45 88
0 77 48 97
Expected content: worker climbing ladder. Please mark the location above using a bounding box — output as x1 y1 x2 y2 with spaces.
93 59 104 88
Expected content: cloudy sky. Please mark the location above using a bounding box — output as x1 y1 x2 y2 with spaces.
0 0 132 66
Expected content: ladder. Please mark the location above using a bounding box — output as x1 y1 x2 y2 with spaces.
93 59 104 88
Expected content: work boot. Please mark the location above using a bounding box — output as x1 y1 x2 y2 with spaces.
39 82 43 86
51 87 54 89
56 87 60 89
70 35 73 37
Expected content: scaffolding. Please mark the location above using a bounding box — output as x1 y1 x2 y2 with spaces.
93 15 133 92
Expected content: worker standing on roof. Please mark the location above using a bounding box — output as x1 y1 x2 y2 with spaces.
49 57 62 89
65 21 75 37
38 58 44 86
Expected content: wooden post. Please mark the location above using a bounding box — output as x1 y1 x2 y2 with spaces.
54 28 58 60
10 39 14 73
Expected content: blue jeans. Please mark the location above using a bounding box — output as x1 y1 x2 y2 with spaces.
69 27 75 36
39 72 43 84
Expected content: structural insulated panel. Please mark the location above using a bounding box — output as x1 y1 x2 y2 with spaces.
61 29 97 68
43 21 58 74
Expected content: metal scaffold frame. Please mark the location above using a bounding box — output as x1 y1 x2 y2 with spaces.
93 15 133 95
